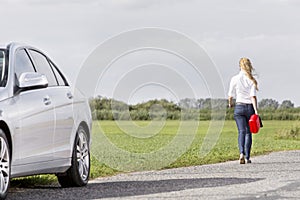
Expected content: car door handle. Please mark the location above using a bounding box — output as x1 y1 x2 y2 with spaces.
43 96 51 105
67 92 73 99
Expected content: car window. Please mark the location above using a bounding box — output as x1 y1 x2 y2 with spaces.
0 50 7 87
29 50 58 86
14 49 35 80
49 61 68 86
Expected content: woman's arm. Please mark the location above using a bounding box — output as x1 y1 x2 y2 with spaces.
251 96 258 114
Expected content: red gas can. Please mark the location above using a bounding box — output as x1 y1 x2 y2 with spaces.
249 114 260 134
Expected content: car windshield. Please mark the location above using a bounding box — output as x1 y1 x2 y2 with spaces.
0 50 6 87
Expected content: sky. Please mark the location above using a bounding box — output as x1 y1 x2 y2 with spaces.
1 0 299 106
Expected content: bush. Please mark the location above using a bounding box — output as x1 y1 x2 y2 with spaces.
90 97 300 121
275 125 300 140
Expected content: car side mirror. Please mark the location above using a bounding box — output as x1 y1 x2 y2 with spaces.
17 72 48 91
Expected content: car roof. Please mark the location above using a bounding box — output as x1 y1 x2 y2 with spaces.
0 42 37 51
0 43 23 50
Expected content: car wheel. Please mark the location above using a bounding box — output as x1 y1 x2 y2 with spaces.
0 130 10 200
57 126 90 187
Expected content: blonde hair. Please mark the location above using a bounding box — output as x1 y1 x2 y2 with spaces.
239 58 258 90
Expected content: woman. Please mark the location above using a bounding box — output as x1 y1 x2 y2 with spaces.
228 58 259 164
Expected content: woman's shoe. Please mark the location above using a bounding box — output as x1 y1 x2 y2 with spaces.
246 159 251 164
239 154 245 164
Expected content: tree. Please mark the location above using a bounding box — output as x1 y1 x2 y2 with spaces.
280 100 294 109
258 99 279 110
198 98 212 109
179 98 198 109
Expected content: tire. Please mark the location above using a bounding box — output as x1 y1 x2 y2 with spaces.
57 126 90 187
0 130 10 200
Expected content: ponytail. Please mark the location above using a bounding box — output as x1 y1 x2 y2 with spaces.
239 58 258 91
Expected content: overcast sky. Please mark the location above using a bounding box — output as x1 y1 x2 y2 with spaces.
1 0 299 106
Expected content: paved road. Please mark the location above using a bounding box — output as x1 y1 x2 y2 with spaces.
8 150 300 200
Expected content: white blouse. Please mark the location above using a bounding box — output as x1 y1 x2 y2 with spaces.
228 70 257 104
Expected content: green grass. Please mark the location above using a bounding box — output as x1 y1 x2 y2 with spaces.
11 120 300 186
91 120 300 169
275 122 300 140
208 120 300 161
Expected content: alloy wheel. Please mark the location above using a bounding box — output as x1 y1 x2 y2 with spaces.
76 130 89 181
0 137 9 195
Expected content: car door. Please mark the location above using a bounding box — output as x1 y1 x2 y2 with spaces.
13 48 55 165
47 60 74 160
28 49 74 162
29 50 75 160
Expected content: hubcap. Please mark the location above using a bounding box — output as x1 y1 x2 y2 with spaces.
0 137 9 195
76 130 89 181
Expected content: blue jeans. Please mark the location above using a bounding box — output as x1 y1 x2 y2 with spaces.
234 104 255 160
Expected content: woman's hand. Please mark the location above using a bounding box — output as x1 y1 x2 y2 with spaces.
228 97 234 108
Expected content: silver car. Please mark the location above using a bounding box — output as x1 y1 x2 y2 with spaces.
0 43 92 199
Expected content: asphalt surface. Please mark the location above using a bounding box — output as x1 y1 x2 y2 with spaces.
7 150 300 200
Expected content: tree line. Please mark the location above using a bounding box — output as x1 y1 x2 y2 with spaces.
89 97 300 121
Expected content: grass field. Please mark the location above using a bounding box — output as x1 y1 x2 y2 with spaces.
90 120 300 178
12 120 300 186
